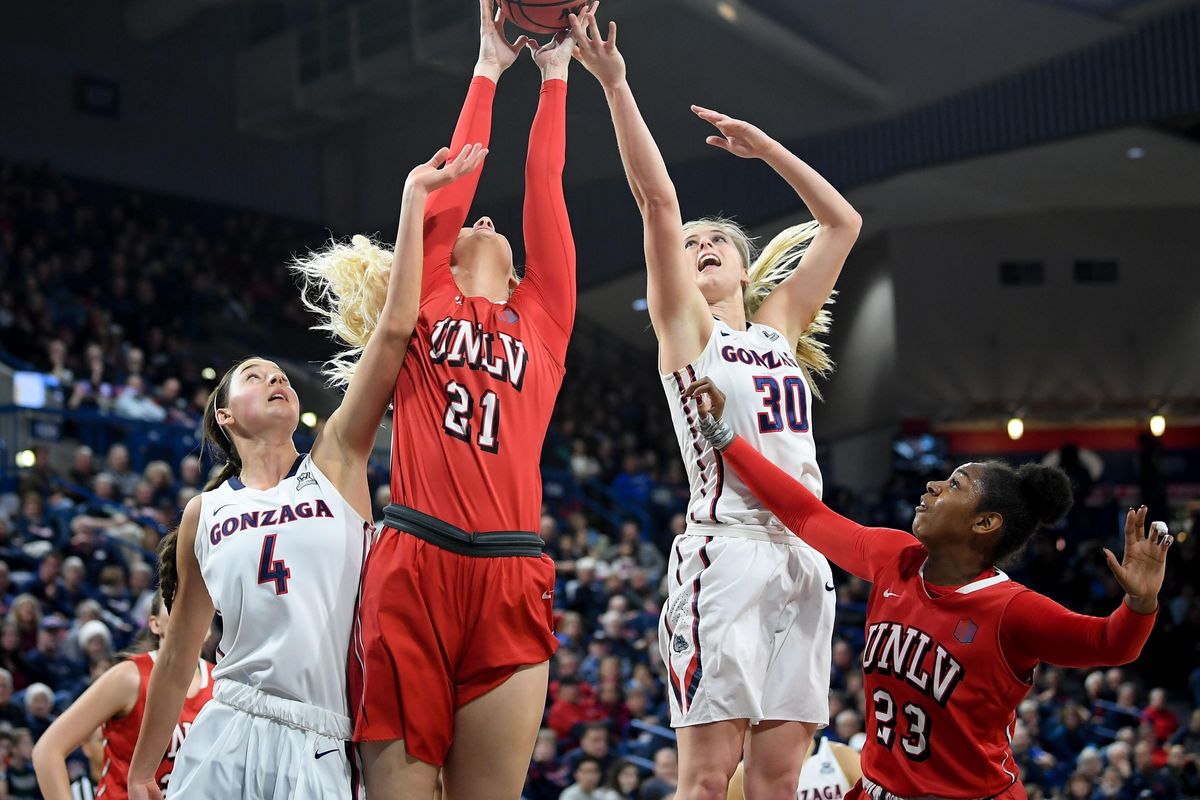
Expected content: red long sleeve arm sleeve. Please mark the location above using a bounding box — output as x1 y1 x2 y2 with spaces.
722 437 913 582
421 76 496 299
1000 591 1157 676
516 79 575 363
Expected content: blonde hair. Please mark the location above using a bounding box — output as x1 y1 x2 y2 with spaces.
290 234 394 388
683 217 836 397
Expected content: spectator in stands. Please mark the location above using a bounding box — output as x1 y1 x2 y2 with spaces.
65 445 96 489
564 722 616 775
561 755 620 800
49 556 90 621
549 677 603 742
76 620 112 670
1 620 29 690
104 444 139 497
605 759 643 800
1141 687 1179 745
1171 708 1200 751
610 454 653 511
23 682 57 740
5 728 38 799
638 746 677 800
0 667 24 728
178 455 203 493
67 343 114 412
19 552 63 608
1103 682 1142 731
114 374 167 422
7 595 42 653
526 727 572 800
22 617 82 697
833 708 863 747
604 520 665 580
1158 744 1200 796
13 492 56 548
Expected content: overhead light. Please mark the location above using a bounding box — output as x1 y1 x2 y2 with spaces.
300 411 318 428
15 449 36 468
1126 147 1145 159
1006 417 1024 441
716 1 738 22
631 298 648 311
1149 415 1165 437
201 367 217 380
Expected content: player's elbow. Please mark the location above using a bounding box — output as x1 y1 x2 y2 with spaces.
639 192 680 219
31 738 63 772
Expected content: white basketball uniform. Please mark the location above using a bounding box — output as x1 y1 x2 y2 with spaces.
660 319 835 727
797 735 853 799
168 453 370 799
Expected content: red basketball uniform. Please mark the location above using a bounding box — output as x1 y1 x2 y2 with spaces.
718 437 1157 800
352 75 574 766
97 653 214 799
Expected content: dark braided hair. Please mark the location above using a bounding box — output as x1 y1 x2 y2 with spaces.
158 528 180 613
975 461 1074 564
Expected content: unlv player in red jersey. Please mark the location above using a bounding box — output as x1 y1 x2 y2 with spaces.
31 587 213 800
684 377 1172 800
299 0 580 796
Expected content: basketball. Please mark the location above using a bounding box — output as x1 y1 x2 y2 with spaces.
500 0 587 34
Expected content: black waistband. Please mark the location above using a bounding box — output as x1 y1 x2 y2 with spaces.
383 504 545 558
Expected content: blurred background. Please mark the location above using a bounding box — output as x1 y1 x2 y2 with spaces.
1 1 1199 798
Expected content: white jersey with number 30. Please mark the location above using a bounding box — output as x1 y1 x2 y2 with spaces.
662 318 822 538
195 453 369 717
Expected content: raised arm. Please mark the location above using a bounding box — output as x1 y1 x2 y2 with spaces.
685 377 911 581
315 144 488 519
1001 508 1170 673
691 107 861 346
421 0 526 297
127 498 214 800
517 32 576 363
33 661 140 800
569 7 709 369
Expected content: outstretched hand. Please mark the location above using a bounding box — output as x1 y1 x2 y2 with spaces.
406 144 488 195
568 2 625 89
691 105 776 160
528 25 578 79
683 376 727 420
1104 506 1173 613
477 0 529 77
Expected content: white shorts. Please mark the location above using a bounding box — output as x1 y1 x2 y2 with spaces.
659 532 835 727
167 681 360 799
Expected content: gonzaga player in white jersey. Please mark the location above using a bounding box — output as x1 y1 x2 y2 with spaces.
570 10 861 796
125 142 489 800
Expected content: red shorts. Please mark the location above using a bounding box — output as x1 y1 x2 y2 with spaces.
349 527 558 766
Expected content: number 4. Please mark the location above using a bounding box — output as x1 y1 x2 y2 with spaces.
258 534 291 595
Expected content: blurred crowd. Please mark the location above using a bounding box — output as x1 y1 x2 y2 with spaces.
2 163 1199 799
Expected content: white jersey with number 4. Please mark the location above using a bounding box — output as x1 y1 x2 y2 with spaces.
662 318 822 538
195 453 369 718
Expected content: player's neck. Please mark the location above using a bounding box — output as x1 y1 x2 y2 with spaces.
451 260 511 304
234 438 301 490
922 549 992 588
709 296 747 331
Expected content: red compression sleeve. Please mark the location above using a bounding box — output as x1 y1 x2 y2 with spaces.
721 437 913 581
422 76 496 298
1000 592 1157 676
518 79 575 362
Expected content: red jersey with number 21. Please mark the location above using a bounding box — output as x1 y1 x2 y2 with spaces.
389 77 575 534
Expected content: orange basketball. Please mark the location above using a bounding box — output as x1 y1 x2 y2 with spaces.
500 0 587 34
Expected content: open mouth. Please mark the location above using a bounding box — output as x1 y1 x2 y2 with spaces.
915 497 929 513
697 253 721 273
268 392 287 403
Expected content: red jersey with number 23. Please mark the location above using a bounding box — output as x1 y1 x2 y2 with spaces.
389 77 574 534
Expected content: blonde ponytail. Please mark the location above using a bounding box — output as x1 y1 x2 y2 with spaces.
743 220 835 398
290 235 394 387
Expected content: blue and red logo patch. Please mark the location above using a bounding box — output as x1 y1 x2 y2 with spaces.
953 618 978 644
